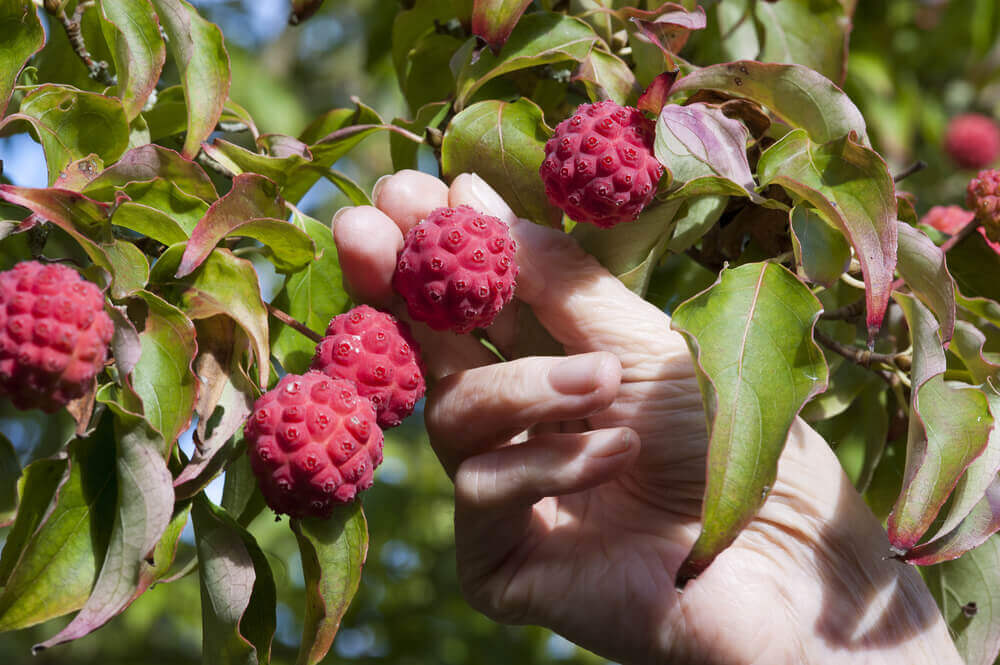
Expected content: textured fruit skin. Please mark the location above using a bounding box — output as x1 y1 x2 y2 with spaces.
540 100 663 228
393 205 518 333
245 372 384 518
945 114 1000 169
920 205 974 235
311 305 425 428
0 261 113 413
967 169 1000 242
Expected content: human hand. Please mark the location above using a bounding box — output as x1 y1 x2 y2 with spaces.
333 170 961 665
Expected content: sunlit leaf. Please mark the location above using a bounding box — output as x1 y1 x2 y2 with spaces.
0 0 44 117
895 222 956 344
471 0 532 53
84 144 217 203
99 0 166 120
671 262 827 585
789 204 850 287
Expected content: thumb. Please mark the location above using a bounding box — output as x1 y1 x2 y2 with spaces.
448 174 685 365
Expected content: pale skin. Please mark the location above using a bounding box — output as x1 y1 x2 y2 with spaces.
333 170 963 665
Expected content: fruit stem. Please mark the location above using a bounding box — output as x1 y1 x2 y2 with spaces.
266 303 323 343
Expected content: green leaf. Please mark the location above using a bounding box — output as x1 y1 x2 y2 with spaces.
895 222 956 344
814 379 888 492
192 495 276 665
99 0 166 120
452 12 598 110
0 457 67 583
15 84 130 185
34 392 174 652
129 291 198 449
664 193 728 253
925 534 1000 665
149 0 231 159
947 230 1000 303
442 97 561 226
574 48 641 107
401 32 463 111
572 199 682 296
291 504 368 665
221 450 266 528
0 0 44 117
0 433 17 526
887 293 994 552
0 437 115 632
789 204 850 287
84 144 218 203
905 478 1000 566
758 129 896 338
753 0 851 84
270 208 348 374
151 245 271 386
391 0 474 95
671 262 827 585
391 102 448 172
113 178 210 238
670 60 867 145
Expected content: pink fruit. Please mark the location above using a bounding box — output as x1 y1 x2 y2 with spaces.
967 169 1000 242
945 114 1000 170
919 205 974 235
392 205 518 334
540 100 664 228
311 305 426 429
245 371 384 518
0 261 113 413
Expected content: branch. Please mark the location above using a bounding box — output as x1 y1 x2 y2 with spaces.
814 327 908 387
46 1 116 88
893 160 927 183
266 303 323 344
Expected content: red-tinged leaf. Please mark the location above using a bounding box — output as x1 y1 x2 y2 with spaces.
637 70 679 114
191 495 276 664
176 173 285 277
151 246 270 386
106 303 142 379
149 0 231 159
0 0 44 117
174 317 254 499
924 534 1000 665
904 478 1000 566
84 144 218 203
887 293 994 552
292 504 368 665
670 262 828 586
0 184 111 241
669 61 868 145
757 129 896 338
53 155 104 191
895 222 956 344
33 394 173 652
574 49 642 107
99 0 166 120
471 0 532 53
626 3 706 65
289 0 325 25
656 102 756 194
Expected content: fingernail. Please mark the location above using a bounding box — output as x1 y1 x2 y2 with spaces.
371 174 391 205
548 353 607 395
465 173 517 225
592 429 637 458
331 207 350 231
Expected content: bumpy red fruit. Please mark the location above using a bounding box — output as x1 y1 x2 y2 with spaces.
311 305 425 428
540 100 663 228
919 205 974 235
945 114 1000 170
967 169 1000 241
245 371 383 518
393 205 518 333
0 261 113 412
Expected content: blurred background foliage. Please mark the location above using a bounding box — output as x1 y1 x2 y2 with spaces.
3 0 1000 663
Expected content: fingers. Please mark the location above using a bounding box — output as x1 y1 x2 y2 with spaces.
454 427 639 511
449 174 687 369
331 206 402 307
373 169 449 235
426 352 621 474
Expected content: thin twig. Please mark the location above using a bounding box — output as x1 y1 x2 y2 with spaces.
821 297 866 322
814 327 898 367
893 160 927 183
315 123 425 146
45 1 116 88
266 303 323 344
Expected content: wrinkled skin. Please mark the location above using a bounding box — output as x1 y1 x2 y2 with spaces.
334 171 961 665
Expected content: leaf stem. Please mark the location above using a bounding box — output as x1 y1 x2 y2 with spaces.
266 303 323 344
892 160 927 183
45 0 116 88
